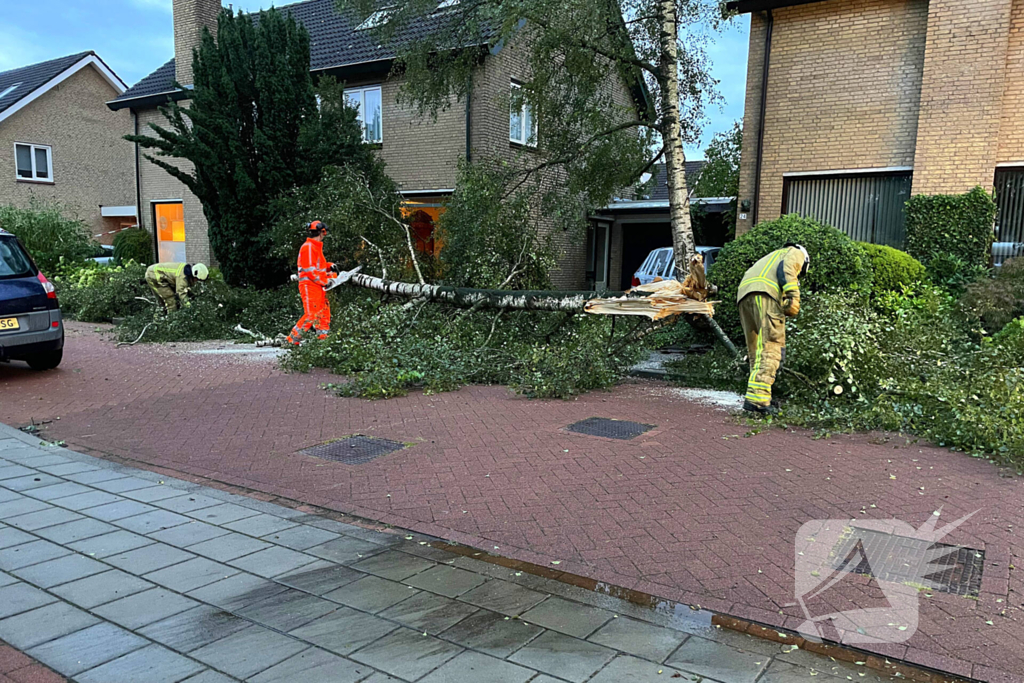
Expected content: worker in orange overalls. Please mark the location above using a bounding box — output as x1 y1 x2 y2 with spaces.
287 220 337 345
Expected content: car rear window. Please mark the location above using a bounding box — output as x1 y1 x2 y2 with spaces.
650 249 672 276
0 237 34 280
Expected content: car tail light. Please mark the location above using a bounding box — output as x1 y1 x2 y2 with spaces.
631 276 641 288
37 272 56 299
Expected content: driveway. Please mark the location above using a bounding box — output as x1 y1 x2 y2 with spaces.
1 323 1021 681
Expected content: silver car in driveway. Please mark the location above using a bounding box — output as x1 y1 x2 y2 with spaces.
632 246 722 287
0 228 64 370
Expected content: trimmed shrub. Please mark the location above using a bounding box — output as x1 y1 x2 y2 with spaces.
113 229 153 266
55 262 151 323
708 214 873 336
0 200 96 273
859 243 925 294
905 186 996 276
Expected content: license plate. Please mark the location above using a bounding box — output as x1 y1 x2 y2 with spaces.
0 317 19 331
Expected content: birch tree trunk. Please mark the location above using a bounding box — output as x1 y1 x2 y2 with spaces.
348 273 622 312
657 0 697 280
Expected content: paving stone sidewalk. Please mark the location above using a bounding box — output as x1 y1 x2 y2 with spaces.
0 423 906 683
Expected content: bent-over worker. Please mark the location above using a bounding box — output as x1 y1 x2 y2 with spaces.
287 220 336 345
145 262 209 312
737 243 810 416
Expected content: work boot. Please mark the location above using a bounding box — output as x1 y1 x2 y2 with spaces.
743 400 778 416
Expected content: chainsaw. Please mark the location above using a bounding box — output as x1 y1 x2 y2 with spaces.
290 266 362 291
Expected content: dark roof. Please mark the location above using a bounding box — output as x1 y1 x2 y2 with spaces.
650 161 706 201
0 51 94 117
112 0 488 106
116 58 177 103
726 0 826 14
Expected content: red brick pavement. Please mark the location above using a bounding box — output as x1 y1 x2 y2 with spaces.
0 643 65 683
1 323 1022 682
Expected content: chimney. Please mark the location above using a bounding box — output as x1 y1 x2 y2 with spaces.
173 0 222 87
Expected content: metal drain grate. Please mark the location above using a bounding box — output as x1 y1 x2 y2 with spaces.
832 528 984 597
567 417 655 440
301 436 406 465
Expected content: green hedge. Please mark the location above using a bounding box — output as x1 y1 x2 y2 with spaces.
708 214 873 337
859 243 925 294
0 200 96 274
905 186 996 272
113 229 153 266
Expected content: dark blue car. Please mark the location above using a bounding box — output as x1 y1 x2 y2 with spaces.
0 228 63 370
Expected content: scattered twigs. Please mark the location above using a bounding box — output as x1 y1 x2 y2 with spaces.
360 235 388 280
480 310 504 349
135 296 157 305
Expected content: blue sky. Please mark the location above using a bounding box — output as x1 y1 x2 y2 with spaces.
0 0 749 158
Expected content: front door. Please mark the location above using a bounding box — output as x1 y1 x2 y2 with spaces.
154 202 186 263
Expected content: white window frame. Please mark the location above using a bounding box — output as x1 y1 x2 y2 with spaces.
14 143 53 183
509 81 537 147
346 85 383 144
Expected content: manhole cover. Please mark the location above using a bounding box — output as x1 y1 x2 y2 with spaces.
832 527 984 597
567 417 655 440
301 436 406 465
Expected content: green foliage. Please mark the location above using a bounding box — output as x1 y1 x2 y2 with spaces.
924 252 990 296
708 214 873 336
128 7 370 288
691 121 741 243
270 164 410 280
438 160 555 289
0 200 97 273
115 281 303 343
961 258 1024 334
905 187 997 284
112 229 153 266
283 292 649 399
54 262 151 323
858 243 925 295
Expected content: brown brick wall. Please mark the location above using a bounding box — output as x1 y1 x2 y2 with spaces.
736 0 928 235
0 66 135 238
174 0 221 86
912 0 1014 195
998 0 1024 165
136 105 213 266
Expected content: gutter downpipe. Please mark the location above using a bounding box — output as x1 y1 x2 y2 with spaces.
131 110 151 258
465 71 473 163
752 8 773 226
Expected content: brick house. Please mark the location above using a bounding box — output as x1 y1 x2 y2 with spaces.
728 0 1024 262
107 0 648 288
0 52 137 244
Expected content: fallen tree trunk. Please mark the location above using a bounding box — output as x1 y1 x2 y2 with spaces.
344 272 738 356
348 273 622 312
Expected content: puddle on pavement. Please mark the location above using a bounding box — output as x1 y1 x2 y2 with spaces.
592 581 715 634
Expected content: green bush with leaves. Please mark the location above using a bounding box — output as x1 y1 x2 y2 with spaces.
55 262 151 323
708 214 873 336
961 258 1024 334
113 229 153 266
0 200 97 274
858 243 925 295
905 186 996 282
282 291 650 400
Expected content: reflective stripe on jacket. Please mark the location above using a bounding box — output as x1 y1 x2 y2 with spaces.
735 247 806 317
147 262 191 299
297 239 333 287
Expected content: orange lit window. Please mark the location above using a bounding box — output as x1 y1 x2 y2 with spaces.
401 199 447 257
155 203 185 243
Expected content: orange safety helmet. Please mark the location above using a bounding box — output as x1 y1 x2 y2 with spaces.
306 220 328 236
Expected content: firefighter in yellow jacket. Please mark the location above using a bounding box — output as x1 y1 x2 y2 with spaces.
737 244 810 415
145 262 209 311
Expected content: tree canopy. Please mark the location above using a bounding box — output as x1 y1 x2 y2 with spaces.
129 8 372 288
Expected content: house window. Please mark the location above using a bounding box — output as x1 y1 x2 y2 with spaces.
14 143 52 182
783 171 913 247
346 86 383 143
994 167 1024 267
154 201 186 263
0 83 21 101
509 82 537 147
